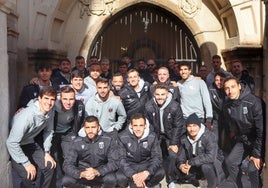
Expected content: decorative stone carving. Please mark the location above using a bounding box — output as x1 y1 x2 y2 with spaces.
79 0 115 18
178 0 202 18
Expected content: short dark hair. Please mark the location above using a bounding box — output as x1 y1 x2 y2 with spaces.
130 113 146 124
155 83 169 91
214 72 226 79
60 58 71 65
223 76 240 86
212 55 221 60
96 77 109 85
35 62 52 73
127 68 139 76
39 86 57 98
60 86 75 95
84 116 99 125
113 72 123 78
75 55 85 61
71 70 84 79
89 62 101 69
179 62 191 69
121 53 130 58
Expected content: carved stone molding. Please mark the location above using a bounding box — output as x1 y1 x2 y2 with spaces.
79 0 115 18
178 0 202 18
0 0 15 14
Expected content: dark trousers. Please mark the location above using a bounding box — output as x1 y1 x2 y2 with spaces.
225 142 261 188
11 143 54 188
116 167 165 188
50 131 76 188
62 172 117 188
160 138 178 184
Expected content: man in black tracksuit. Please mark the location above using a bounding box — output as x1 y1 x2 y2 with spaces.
116 113 165 188
176 113 225 188
144 83 185 188
62 116 119 188
209 72 226 148
223 77 264 188
119 69 151 121
51 86 85 187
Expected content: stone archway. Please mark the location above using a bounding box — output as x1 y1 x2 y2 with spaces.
86 3 201 72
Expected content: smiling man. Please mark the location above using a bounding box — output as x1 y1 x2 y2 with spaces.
71 70 95 104
223 77 264 188
178 62 213 129
116 113 165 188
119 69 151 121
7 86 57 188
176 113 225 188
145 83 184 188
83 78 126 133
62 116 119 188
50 86 85 187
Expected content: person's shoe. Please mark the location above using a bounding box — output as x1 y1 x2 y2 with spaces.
184 178 200 187
168 181 176 188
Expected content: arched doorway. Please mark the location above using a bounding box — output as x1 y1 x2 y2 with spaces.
88 3 200 72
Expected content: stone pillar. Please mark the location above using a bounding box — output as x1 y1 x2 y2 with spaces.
0 0 16 187
262 0 268 187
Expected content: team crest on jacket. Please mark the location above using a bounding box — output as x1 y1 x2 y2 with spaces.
167 113 171 119
144 85 148 91
243 107 248 114
67 116 74 122
99 142 104 149
142 142 148 148
169 88 174 94
81 144 85 149
128 143 131 147
109 108 113 112
227 108 231 115
198 141 202 147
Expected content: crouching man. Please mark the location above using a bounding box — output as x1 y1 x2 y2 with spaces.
116 113 165 188
62 116 119 188
6 86 57 188
176 113 225 188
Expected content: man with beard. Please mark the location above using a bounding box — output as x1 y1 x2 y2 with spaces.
223 77 264 188
144 84 184 188
62 116 119 188
51 58 72 88
110 72 125 99
82 78 126 133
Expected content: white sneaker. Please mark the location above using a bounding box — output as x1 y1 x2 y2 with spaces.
168 182 176 188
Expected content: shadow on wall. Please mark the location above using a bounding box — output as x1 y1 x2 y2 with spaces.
199 42 218 68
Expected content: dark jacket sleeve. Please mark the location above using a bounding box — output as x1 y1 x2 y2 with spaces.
73 100 85 135
63 141 83 179
188 132 217 167
147 135 163 175
117 139 137 178
170 103 185 145
251 97 264 158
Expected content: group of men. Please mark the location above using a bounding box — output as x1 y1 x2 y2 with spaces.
6 54 264 188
